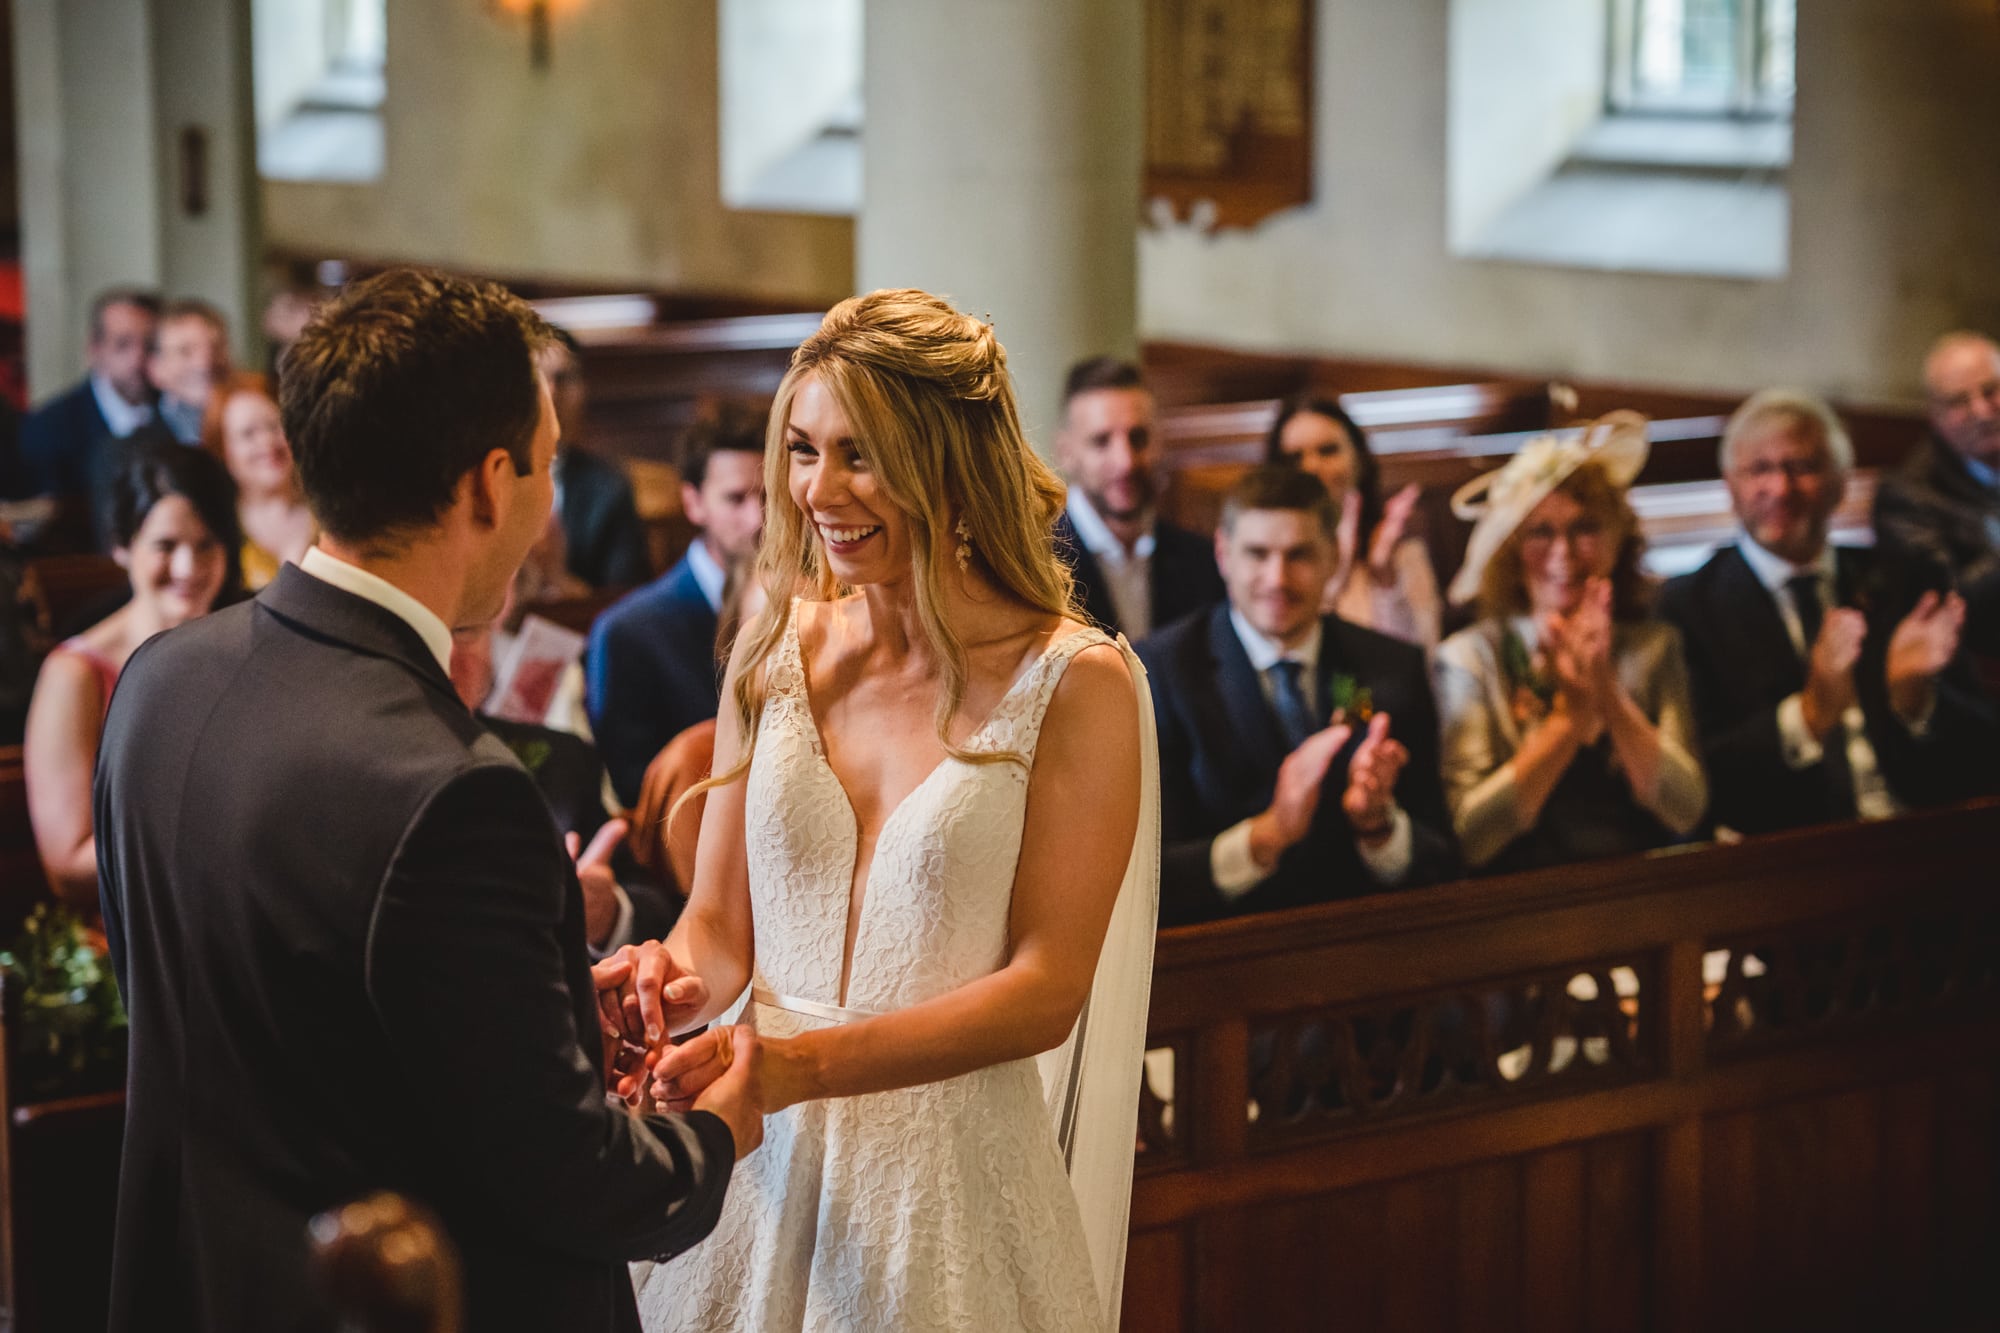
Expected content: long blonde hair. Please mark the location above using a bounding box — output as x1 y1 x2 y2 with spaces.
694 289 1077 806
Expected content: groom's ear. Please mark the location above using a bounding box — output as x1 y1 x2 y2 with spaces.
465 448 513 529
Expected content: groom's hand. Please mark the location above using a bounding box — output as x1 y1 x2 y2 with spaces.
655 1025 765 1157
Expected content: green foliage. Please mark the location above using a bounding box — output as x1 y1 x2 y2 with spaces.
0 905 129 1101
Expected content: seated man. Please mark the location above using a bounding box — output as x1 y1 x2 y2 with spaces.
1660 390 1998 835
587 403 766 806
1874 331 2000 661
1138 466 1455 928
15 288 160 505
1053 356 1223 637
451 619 679 950
148 298 231 445
541 328 653 588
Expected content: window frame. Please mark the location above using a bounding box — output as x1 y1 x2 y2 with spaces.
1606 0 1794 119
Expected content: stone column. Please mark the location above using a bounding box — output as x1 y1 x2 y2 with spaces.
13 0 261 399
858 0 1142 452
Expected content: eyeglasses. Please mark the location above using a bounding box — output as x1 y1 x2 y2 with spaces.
1519 518 1605 552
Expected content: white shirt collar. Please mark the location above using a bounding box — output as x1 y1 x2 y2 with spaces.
89 371 154 437
299 546 455 675
1228 605 1322 679
684 536 726 613
1736 531 1836 593
1065 489 1156 564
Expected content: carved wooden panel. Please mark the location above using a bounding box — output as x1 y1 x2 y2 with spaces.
1145 0 1313 230
1135 1040 1188 1170
1707 908 2000 1059
1242 959 1651 1150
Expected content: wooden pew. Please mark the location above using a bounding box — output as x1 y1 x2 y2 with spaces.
0 748 50 934
572 313 821 464
0 972 123 1333
1123 798 2000 1332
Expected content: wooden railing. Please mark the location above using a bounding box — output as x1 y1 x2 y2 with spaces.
1123 799 2000 1332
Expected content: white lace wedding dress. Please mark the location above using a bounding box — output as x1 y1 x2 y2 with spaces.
635 607 1159 1333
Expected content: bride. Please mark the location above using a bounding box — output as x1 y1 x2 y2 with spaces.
626 289 1160 1332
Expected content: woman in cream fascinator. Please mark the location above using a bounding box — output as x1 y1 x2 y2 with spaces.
1431 412 1708 873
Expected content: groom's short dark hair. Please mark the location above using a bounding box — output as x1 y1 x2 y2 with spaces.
281 267 553 549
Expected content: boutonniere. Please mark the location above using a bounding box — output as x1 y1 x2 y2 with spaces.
1327 672 1374 722
1501 628 1556 729
505 736 553 775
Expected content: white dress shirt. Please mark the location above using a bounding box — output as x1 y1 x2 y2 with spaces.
90 372 155 437
684 536 726 613
1734 535 1910 821
1208 608 1413 896
1065 491 1156 638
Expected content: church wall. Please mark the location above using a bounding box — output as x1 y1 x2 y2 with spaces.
1139 0 2000 405
260 0 853 306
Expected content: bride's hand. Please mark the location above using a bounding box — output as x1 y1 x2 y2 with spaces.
592 940 710 1052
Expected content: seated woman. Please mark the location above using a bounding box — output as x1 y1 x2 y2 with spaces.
1433 412 1706 872
203 371 314 590
1266 394 1441 647
24 443 239 908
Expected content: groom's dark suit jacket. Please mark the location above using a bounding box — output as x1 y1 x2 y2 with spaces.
95 565 735 1333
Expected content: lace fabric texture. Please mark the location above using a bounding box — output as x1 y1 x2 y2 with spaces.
637 608 1117 1333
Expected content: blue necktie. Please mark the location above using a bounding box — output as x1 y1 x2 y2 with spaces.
1269 659 1316 750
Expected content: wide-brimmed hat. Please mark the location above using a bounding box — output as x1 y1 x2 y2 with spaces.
1446 410 1651 606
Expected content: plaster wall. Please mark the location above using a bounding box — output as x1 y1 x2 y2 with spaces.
1447 0 1605 249
261 0 852 306
1139 0 2000 405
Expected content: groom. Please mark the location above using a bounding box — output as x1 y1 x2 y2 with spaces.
95 268 758 1333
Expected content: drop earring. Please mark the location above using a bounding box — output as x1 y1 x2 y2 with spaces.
955 518 973 572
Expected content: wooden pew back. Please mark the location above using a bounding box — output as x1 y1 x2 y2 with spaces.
1124 799 2000 1332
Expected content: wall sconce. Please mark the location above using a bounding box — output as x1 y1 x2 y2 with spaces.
491 0 585 70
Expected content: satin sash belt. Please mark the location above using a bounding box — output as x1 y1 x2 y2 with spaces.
749 986 877 1026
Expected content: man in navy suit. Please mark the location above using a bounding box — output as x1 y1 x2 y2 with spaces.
1139 466 1455 927
540 329 653 588
587 402 766 806
14 289 160 503
1052 356 1223 637
1658 390 1997 836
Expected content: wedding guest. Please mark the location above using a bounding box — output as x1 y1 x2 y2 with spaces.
1874 331 2000 660
541 328 653 588
450 618 679 951
587 401 766 806
23 443 238 908
14 288 159 504
148 298 231 444
1052 355 1223 636
1140 465 1454 927
1660 390 1997 834
202 371 315 589
1434 413 1706 872
1266 394 1441 647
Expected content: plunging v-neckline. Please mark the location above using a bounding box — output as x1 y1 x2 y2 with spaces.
788 611 1079 1006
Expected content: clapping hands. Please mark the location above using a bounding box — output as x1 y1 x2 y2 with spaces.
1540 578 1617 740
1885 590 1966 723
1340 712 1406 841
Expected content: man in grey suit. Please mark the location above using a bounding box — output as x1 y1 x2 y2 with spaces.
96 268 759 1333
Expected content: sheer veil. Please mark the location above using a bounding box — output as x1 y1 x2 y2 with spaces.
1035 637 1161 1331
